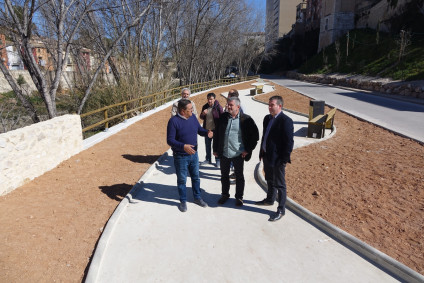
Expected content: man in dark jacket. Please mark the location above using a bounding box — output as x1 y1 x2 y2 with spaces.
255 96 294 222
199 92 223 167
213 97 259 206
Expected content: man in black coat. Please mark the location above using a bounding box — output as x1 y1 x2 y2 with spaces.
213 97 259 206
255 96 294 222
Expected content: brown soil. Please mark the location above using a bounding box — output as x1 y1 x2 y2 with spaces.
0 81 423 282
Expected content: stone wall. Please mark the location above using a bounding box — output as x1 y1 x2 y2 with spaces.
0 70 37 93
286 71 424 99
0 70 115 93
0 115 83 195
0 70 74 93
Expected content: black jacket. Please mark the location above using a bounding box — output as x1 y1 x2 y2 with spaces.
259 111 294 165
213 112 259 161
199 100 223 129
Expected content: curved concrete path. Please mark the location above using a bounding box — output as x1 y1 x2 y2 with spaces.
86 85 410 282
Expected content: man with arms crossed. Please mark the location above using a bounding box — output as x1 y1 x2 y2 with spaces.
167 99 212 212
255 96 294 222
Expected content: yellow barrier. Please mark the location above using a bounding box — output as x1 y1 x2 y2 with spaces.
80 76 259 133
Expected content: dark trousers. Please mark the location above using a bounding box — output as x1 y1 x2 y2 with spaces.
263 156 287 213
204 136 212 162
220 155 245 199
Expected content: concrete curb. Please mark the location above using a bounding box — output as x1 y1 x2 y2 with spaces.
255 156 424 283
254 80 424 281
85 150 171 283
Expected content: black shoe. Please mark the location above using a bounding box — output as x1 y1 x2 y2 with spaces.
235 198 243 206
194 198 208 208
268 211 285 222
229 173 236 179
179 202 187 212
255 199 274 206
218 195 229 205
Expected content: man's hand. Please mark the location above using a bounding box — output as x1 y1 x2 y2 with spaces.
241 151 248 158
208 130 213 138
213 152 218 157
202 109 208 115
184 144 196 155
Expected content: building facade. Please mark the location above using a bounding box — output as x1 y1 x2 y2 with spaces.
318 0 356 51
5 46 24 70
265 0 301 51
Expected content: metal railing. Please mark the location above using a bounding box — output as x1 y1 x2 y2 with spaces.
80 76 259 134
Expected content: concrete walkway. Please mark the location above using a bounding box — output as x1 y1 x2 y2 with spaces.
85 85 412 282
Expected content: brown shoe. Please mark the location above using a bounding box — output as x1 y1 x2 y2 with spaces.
235 198 243 206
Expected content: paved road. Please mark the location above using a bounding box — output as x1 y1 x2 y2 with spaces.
85 84 402 282
266 76 424 143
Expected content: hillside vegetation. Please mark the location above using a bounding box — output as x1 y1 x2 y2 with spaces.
298 29 424 81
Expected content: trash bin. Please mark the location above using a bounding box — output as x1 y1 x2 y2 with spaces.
309 100 325 120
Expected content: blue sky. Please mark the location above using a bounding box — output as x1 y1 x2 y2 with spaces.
249 0 266 12
247 0 266 31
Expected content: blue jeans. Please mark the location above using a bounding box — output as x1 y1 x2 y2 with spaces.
173 152 201 202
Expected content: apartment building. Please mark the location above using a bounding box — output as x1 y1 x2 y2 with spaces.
265 0 301 51
0 35 102 74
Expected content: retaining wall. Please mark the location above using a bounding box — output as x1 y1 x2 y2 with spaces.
0 114 83 195
0 70 116 93
286 71 424 100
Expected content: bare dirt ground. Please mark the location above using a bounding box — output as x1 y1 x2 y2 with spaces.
0 81 423 282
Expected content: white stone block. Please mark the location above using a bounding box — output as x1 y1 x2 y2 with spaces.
0 114 83 195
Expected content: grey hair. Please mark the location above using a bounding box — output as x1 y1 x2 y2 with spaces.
227 96 240 106
181 88 191 95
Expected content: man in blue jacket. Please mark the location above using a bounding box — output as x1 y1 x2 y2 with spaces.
167 99 212 212
255 96 294 222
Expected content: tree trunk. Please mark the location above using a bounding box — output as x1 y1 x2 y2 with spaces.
0 62 40 123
